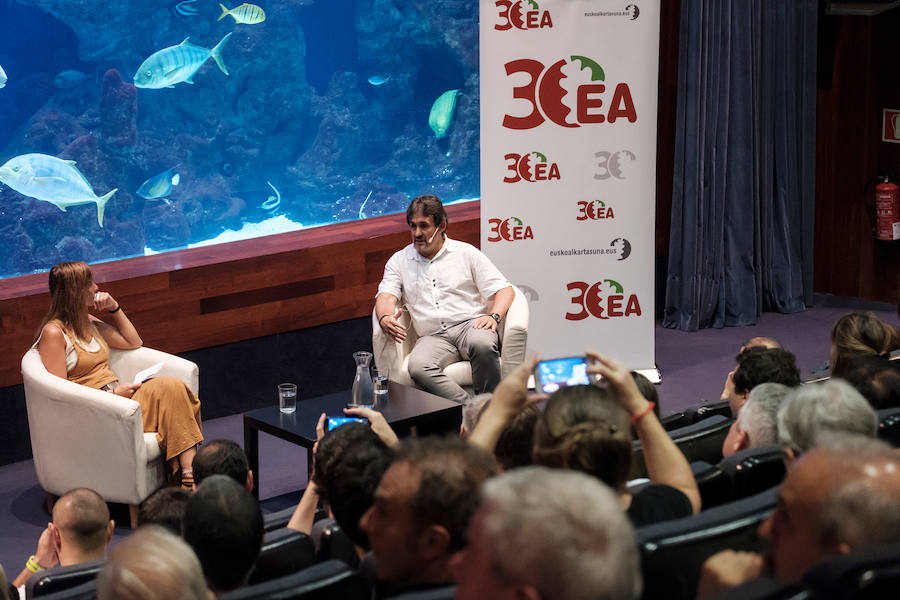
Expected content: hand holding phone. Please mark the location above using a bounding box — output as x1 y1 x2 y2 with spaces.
533 356 591 394
326 416 367 431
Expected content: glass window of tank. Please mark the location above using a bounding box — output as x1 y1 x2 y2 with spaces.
0 0 480 279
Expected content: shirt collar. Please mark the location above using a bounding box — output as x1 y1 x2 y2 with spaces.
406 236 454 262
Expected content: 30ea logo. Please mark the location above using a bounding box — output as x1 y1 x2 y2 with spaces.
504 151 561 183
494 0 553 30
595 150 636 180
487 216 535 242
565 279 642 321
503 56 637 130
576 200 615 220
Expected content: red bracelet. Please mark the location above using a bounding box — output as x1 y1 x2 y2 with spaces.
629 402 655 424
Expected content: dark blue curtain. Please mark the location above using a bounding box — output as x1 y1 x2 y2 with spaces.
663 0 817 331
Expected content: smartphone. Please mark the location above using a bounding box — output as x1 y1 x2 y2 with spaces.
534 356 591 393
327 416 367 431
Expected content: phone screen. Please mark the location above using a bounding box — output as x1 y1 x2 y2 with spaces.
534 356 590 393
327 416 367 431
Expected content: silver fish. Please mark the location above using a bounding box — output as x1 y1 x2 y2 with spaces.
0 153 116 227
137 167 180 199
367 75 391 86
175 0 199 16
133 33 232 89
0 64 6 88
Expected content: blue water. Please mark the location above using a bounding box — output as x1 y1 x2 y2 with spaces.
0 0 479 278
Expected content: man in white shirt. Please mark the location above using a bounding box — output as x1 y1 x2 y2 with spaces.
376 195 515 403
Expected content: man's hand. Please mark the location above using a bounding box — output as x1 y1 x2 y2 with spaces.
720 369 735 402
379 308 407 343
112 383 142 398
471 315 498 332
344 406 400 447
35 523 60 569
697 550 765 599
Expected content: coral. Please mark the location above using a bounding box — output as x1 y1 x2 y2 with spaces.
100 69 137 153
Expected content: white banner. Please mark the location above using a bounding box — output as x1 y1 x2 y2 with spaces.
480 0 659 369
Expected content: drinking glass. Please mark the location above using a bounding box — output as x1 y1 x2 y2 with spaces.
278 383 297 414
372 367 389 406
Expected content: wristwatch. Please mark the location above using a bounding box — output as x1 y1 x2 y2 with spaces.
490 313 501 324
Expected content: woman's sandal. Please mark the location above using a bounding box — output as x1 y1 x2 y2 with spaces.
181 469 194 490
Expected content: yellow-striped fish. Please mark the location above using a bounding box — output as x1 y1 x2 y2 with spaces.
218 3 266 24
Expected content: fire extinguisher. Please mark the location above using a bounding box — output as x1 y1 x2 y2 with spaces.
875 176 900 241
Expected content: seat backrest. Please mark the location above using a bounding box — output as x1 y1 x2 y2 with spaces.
716 576 807 600
877 407 900 447
248 528 316 585
802 542 900 600
690 461 732 510
263 505 328 532
636 487 777 600
317 521 360 567
389 585 458 600
220 560 370 600
685 400 732 423
630 415 733 479
32 580 97 600
718 445 786 501
26 558 104 599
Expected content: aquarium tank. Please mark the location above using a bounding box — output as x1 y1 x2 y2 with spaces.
0 0 479 279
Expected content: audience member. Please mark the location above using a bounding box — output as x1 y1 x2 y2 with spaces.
722 383 791 457
698 436 900 596
492 403 540 471
830 311 900 377
12 488 114 588
631 370 661 418
472 353 701 526
452 466 641 600
1 564 8 600
724 347 801 416
459 393 491 438
183 475 264 595
192 438 253 492
138 487 191 535
777 379 878 460
97 525 211 600
841 353 900 410
359 437 499 597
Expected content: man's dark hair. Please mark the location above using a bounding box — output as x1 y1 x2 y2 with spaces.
395 437 499 553
192 439 249 487
312 422 395 549
732 347 801 396
842 354 900 410
183 475 264 593
406 194 447 228
139 487 191 535
630 371 660 418
494 404 540 470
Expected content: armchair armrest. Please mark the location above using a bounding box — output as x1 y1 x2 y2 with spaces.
499 286 529 379
108 346 199 396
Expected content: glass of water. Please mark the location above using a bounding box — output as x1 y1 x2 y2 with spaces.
372 367 389 407
278 383 297 414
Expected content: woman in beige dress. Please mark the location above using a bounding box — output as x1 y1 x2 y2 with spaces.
35 261 203 488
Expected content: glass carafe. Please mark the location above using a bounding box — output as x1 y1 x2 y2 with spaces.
350 351 375 407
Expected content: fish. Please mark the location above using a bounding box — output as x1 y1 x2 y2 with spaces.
137 167 180 199
428 89 461 139
367 75 391 86
358 190 372 219
260 181 281 211
0 64 6 88
175 0 199 16
0 153 116 227
218 3 266 24
53 70 89 88
133 33 232 89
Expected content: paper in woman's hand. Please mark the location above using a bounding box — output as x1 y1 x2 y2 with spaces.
133 362 163 384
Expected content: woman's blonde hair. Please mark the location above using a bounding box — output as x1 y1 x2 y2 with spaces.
37 261 94 342
830 312 900 377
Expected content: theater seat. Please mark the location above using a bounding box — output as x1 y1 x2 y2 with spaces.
22 346 199 527
317 520 360 567
877 407 900 446
248 528 316 585
636 487 777 600
25 559 104 599
718 445 786 502
220 560 370 600
802 542 900 600
709 576 805 600
630 415 733 479
690 461 732 510
685 400 732 423
389 586 457 600
32 580 97 600
372 285 529 392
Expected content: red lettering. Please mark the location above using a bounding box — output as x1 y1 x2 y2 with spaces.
523 226 534 239
606 207 614 219
540 11 553 27
487 218 502 242
624 295 642 316
503 153 521 183
512 226 523 240
566 282 590 321
607 294 623 317
548 163 560 180
576 84 606 123
534 162 547 180
607 83 637 123
494 0 513 30
526 11 538 28
503 59 545 130
576 201 590 221
585 282 607 319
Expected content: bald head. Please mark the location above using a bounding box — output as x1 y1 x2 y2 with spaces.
53 488 113 560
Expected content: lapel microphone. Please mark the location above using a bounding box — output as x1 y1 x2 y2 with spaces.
427 228 441 244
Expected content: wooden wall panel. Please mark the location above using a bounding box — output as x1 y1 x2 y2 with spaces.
0 202 480 388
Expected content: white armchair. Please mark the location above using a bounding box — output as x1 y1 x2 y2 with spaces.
372 285 529 391
21 346 199 527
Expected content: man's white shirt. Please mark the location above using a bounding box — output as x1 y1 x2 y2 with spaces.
377 237 509 337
